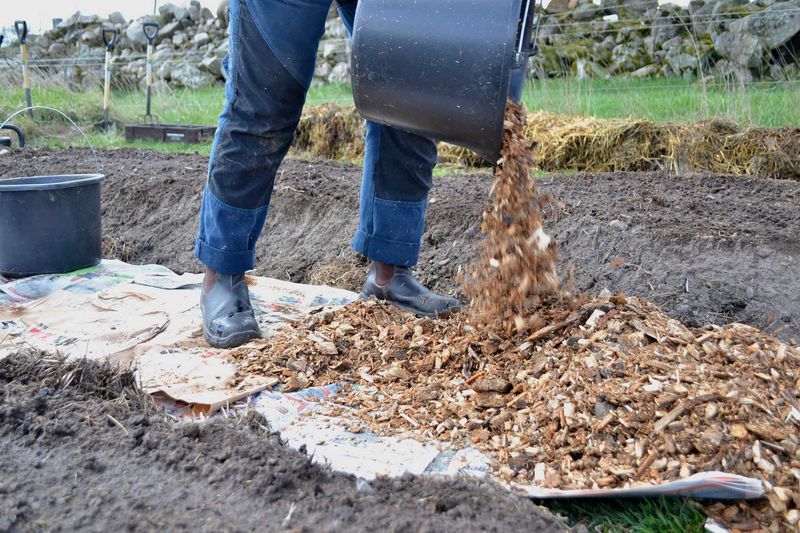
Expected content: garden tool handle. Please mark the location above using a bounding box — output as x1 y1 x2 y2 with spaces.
143 22 160 44
15 21 28 44
103 29 118 52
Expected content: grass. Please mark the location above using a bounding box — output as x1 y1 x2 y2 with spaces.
527 77 800 127
546 497 707 532
2 77 799 155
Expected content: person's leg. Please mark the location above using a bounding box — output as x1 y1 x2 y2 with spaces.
337 1 459 317
196 0 331 347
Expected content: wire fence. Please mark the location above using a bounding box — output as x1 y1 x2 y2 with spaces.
1 4 799 127
0 6 797 70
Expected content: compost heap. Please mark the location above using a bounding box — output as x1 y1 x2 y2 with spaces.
232 102 800 531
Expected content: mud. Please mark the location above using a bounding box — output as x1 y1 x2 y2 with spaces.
1 147 798 340
0 354 566 532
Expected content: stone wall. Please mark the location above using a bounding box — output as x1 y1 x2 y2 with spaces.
1 0 798 90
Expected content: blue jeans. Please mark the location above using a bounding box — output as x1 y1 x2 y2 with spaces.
195 0 437 274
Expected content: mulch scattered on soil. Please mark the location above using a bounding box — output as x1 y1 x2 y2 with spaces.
233 103 800 531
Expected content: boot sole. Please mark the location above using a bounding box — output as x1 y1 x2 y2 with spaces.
203 326 261 349
358 293 459 319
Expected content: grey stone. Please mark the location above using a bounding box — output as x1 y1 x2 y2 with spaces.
574 2 605 21
691 0 751 35
158 21 182 40
594 400 616 419
728 0 800 49
217 0 230 25
661 36 682 51
188 4 201 22
48 42 68 56
152 48 174 63
125 15 160 46
158 3 179 23
108 12 126 25
315 61 332 79
322 39 348 61
200 55 222 77
170 61 215 89
201 7 215 21
193 32 210 47
328 62 351 84
631 64 658 77
603 0 657 15
173 33 188 47
79 28 102 46
157 59 177 80
650 9 684 49
355 478 374 496
714 31 763 67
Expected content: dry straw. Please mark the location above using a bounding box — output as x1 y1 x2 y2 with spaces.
293 104 800 180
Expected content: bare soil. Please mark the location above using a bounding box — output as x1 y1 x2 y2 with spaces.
1 147 798 340
2 146 799 530
0 354 565 532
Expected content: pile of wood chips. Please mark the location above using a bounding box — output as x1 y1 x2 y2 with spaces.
231 103 799 531
231 296 799 530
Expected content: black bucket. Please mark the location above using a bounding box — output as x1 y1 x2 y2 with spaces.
351 0 534 161
0 174 105 276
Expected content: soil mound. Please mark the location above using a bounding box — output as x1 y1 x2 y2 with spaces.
1 148 798 340
0 352 566 532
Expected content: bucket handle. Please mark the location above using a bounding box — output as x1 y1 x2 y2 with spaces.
0 107 104 174
514 0 536 68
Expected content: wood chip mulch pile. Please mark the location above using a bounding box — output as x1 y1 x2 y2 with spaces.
231 296 799 530
231 103 799 531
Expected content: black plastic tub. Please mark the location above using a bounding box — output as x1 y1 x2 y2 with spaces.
351 0 534 161
0 174 105 276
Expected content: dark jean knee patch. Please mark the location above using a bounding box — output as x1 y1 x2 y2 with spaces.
208 0 307 210
372 124 437 202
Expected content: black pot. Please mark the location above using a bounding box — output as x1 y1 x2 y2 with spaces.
0 174 105 276
351 0 534 161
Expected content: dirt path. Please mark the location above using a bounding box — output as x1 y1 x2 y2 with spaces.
2 147 797 340
0 354 565 532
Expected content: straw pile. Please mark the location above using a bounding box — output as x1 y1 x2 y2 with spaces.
307 259 366 293
292 105 800 180
293 104 365 161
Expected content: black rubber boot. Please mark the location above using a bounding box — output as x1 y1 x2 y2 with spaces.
360 264 460 318
201 272 261 349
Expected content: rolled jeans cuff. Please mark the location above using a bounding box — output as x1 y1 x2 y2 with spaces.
352 231 422 267
352 197 427 267
194 238 256 275
194 188 268 274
